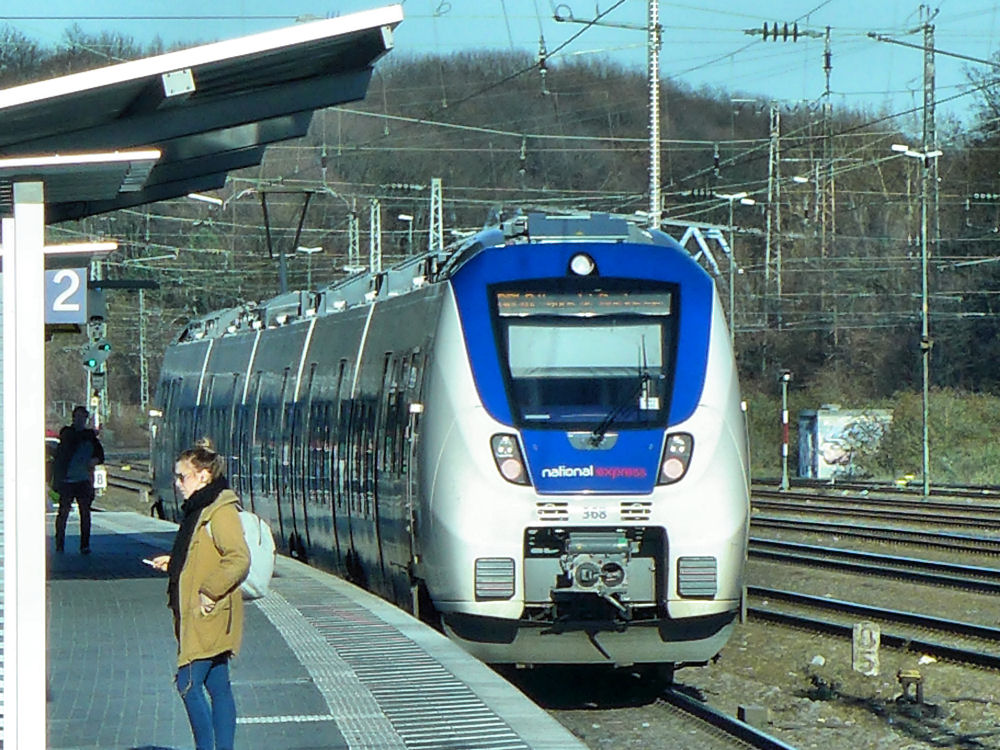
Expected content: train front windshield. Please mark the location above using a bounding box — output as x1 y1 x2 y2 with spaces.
494 284 676 430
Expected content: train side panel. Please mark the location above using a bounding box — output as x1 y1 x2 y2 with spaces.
417 285 529 614
655 292 749 620
336 285 445 606
152 338 213 516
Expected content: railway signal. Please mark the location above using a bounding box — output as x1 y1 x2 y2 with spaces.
81 339 111 370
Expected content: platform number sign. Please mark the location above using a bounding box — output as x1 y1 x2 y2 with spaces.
45 267 87 324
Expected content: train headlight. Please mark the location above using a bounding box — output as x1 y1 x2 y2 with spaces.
657 432 693 485
490 433 530 485
568 253 596 276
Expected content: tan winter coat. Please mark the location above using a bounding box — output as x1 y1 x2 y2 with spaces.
176 488 250 667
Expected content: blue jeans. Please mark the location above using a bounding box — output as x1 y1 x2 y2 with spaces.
176 654 236 750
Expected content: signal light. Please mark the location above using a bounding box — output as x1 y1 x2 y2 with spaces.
490 434 530 485
657 433 694 485
81 339 112 370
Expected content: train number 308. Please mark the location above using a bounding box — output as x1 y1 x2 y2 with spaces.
581 507 608 520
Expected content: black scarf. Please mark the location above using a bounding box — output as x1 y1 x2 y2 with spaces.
167 476 229 620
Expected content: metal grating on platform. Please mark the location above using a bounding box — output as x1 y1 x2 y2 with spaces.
286 578 531 750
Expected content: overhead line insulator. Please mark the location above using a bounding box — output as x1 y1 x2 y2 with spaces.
760 21 800 41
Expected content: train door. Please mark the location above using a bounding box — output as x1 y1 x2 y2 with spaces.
156 378 183 515
405 350 426 561
290 363 318 559
203 374 230 460
275 368 292 549
227 373 243 488
193 373 213 441
249 372 261 511
329 359 348 569
216 373 240 468
339 390 378 585
373 352 395 582
377 351 412 600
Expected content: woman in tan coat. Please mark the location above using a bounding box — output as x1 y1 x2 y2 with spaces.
150 439 249 750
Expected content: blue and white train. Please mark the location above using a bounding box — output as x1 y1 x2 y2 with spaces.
151 211 750 672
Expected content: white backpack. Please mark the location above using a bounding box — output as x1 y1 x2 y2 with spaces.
208 507 276 600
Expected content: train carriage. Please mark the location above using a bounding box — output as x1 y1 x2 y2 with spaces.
152 211 750 672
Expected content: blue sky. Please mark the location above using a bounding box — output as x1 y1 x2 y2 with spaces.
2 1 998 128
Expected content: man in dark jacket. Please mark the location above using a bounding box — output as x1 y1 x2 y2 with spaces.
52 406 105 554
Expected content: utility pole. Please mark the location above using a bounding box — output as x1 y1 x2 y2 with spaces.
765 106 781 321
871 7 941 498
369 197 382 274
429 177 444 254
554 1 661 227
647 0 662 229
347 211 361 271
138 288 149 411
746 20 824 328
780 370 792 490
920 10 937 497
821 26 838 344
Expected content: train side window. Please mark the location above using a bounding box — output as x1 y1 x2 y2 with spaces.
161 377 180 455
379 353 394 473
302 362 318 506
401 351 425 475
233 405 246 498
331 359 351 512
363 400 376 519
331 359 347 513
279 368 292 498
226 373 241 482
248 371 264 510
195 374 215 439
309 401 324 505
390 354 408 473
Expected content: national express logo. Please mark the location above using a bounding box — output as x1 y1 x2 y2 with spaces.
540 465 648 480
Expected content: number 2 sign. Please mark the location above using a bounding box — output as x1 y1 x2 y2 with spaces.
45 267 87 323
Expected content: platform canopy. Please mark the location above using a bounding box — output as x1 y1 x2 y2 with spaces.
0 3 402 223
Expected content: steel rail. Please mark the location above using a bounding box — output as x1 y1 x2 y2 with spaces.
754 478 1000 501
754 488 1000 515
750 516 1000 554
749 586 1000 642
751 497 1000 530
660 688 800 750
748 538 1000 592
746 604 1000 671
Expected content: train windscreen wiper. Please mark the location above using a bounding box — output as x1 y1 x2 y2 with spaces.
589 372 651 447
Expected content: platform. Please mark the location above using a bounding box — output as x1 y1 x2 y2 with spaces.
47 510 588 750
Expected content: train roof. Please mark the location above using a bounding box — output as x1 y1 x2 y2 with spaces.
173 211 690 344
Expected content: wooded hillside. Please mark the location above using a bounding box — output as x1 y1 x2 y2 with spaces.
7 25 1000 436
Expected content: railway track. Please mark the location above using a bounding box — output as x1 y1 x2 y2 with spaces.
752 491 1000 530
657 689 798 750
754 478 1000 502
104 462 800 748
747 586 1000 672
748 537 1000 592
100 470 1000 746
751 515 1000 555
506 665 800 750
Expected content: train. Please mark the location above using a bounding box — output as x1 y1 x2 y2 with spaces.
151 210 750 674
